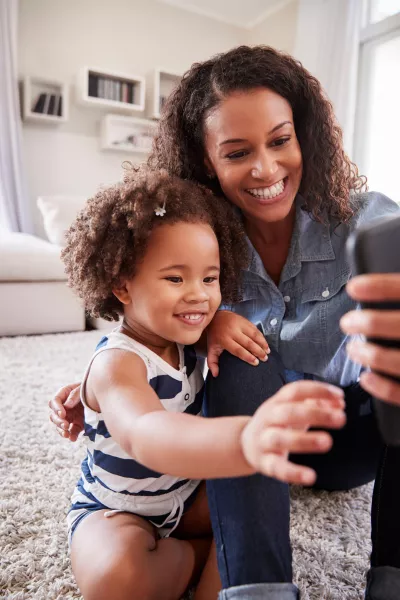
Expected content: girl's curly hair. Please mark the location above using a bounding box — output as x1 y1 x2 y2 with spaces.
149 45 367 223
61 166 249 321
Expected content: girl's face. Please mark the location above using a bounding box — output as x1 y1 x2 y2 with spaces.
115 222 221 348
204 88 303 225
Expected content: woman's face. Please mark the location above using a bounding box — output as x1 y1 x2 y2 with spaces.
204 88 303 225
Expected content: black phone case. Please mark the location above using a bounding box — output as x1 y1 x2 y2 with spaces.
347 213 400 445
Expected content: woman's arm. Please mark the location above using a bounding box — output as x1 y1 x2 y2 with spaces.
206 311 270 377
49 382 83 441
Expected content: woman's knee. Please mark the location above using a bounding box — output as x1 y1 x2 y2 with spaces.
205 348 285 417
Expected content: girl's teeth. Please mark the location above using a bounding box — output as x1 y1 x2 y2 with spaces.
182 314 202 321
247 179 284 199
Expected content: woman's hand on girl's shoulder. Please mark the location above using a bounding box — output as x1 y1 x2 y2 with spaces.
48 382 84 441
341 274 400 405
207 310 270 377
240 381 346 486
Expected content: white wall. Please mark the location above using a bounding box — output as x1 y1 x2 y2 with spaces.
18 0 245 235
247 0 298 53
18 0 299 236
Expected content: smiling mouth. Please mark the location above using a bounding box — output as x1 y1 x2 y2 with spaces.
246 177 287 200
174 313 207 325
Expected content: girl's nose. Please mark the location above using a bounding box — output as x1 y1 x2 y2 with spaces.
185 284 209 303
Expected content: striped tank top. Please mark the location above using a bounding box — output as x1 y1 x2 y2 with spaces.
72 330 203 525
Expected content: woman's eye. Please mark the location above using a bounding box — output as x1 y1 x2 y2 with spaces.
204 277 218 284
226 150 248 160
271 136 290 148
165 277 182 283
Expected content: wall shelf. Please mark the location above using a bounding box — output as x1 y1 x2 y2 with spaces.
100 114 157 154
147 68 181 119
22 76 68 124
78 67 145 113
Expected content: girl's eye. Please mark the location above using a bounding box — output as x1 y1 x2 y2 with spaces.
165 277 182 283
204 277 218 284
271 136 290 148
226 150 248 160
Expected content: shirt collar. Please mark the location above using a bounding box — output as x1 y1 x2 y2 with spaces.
245 195 335 282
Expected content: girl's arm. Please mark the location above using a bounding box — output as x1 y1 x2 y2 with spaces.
89 349 346 484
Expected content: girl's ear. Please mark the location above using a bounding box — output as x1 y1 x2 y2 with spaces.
112 284 131 305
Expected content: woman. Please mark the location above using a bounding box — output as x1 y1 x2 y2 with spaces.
51 46 400 600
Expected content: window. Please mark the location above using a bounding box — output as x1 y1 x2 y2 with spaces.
354 1 400 203
369 0 400 23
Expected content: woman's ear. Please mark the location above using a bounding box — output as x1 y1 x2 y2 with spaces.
112 284 131 305
204 157 216 179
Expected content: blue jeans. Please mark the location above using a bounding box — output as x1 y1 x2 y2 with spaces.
204 350 400 600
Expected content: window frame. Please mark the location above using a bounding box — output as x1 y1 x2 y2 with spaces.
353 2 400 184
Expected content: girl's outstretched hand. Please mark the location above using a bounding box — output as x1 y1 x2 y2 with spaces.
207 310 270 377
48 382 84 442
241 381 346 486
341 274 400 406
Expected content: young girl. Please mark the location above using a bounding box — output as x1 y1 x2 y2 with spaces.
62 166 346 600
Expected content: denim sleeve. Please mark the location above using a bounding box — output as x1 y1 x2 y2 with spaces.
351 191 400 230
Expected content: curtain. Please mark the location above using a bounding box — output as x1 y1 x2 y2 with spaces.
0 0 32 233
293 0 364 158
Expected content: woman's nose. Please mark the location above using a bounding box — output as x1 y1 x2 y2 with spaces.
251 151 278 180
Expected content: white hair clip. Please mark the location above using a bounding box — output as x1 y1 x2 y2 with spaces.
154 202 166 217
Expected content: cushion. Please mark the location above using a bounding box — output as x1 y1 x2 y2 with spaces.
0 232 66 281
37 195 87 246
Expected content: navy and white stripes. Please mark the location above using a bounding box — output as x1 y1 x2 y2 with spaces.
68 330 203 535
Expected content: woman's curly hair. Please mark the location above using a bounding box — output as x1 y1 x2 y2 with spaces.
149 45 367 223
61 165 249 321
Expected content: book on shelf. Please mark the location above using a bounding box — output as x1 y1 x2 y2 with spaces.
88 73 136 104
32 93 46 113
32 92 63 116
88 73 98 98
48 94 56 115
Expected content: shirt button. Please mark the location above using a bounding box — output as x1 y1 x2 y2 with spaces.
283 295 290 302
184 393 190 401
322 289 330 298
270 318 278 326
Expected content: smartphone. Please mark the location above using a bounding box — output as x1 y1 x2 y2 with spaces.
346 212 400 445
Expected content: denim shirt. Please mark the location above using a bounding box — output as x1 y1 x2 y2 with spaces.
225 192 399 386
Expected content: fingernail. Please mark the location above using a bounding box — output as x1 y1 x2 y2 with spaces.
327 385 344 397
317 435 330 449
57 410 62 417
266 348 271 354
347 341 370 360
341 313 366 330
333 411 346 424
253 358 259 366
261 355 269 362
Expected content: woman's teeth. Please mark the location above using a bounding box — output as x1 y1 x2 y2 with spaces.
247 179 285 199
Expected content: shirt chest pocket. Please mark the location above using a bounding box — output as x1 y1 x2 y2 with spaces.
232 284 271 326
298 268 353 346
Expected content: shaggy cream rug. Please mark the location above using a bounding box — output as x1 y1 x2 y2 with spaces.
0 331 373 600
